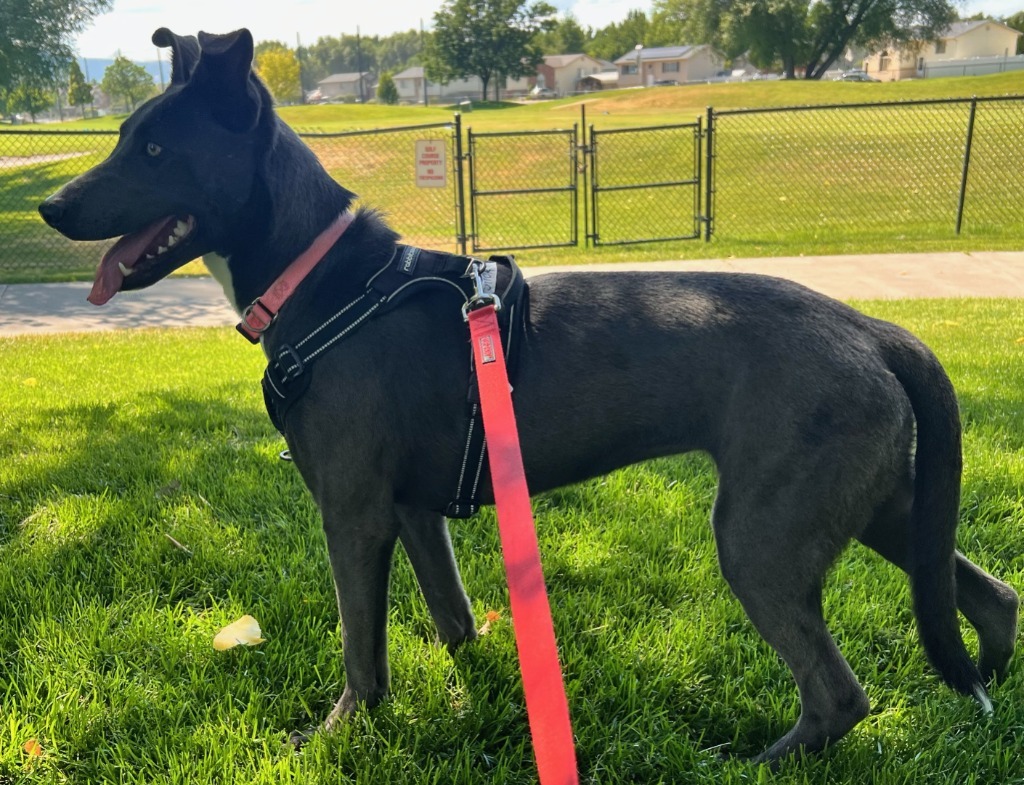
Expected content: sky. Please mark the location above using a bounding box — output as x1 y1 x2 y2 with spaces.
74 0 1024 61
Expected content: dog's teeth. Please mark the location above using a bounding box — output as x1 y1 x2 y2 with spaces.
157 246 167 254
145 253 155 259
118 262 134 277
174 221 189 237
167 235 178 247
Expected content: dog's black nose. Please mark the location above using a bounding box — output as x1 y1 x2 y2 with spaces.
38 199 65 227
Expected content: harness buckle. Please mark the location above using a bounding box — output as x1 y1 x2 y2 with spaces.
275 345 305 383
238 298 277 342
462 258 502 321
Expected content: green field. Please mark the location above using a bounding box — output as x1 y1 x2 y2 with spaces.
1 299 1022 784
1 71 1023 282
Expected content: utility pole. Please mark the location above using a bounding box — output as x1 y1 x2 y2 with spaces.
156 46 165 90
420 18 428 107
356 26 365 103
296 32 305 103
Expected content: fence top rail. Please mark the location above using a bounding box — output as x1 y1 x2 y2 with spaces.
296 120 455 138
591 121 701 136
712 93 1024 117
468 128 575 139
0 128 118 136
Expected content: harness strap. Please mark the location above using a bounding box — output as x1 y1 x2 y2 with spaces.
467 303 579 785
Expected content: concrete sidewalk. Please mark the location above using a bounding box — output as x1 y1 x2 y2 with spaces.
1 251 1022 336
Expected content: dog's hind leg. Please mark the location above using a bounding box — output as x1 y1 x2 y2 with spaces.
397 506 478 650
712 489 870 766
857 482 1019 684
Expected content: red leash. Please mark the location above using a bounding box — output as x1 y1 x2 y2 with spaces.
467 304 579 785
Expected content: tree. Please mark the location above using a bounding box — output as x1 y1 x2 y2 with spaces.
100 55 155 112
8 81 52 122
426 0 557 101
256 46 302 103
0 0 112 93
297 35 380 92
1005 11 1024 54
585 10 673 62
377 71 399 104
67 59 92 117
535 15 591 54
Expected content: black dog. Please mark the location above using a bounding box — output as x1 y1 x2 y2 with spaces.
39 28 1018 766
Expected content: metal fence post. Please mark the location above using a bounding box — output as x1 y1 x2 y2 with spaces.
955 97 978 236
453 112 468 255
704 106 714 241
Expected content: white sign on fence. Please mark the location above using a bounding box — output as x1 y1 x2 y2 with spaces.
415 139 446 188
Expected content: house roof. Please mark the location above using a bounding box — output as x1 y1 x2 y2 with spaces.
939 19 1023 39
318 72 369 85
393 66 425 79
612 45 706 64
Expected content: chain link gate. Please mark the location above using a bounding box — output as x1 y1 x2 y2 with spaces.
586 118 704 246
465 127 578 251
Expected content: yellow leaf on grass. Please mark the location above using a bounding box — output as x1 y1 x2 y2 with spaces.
478 609 503 636
213 615 266 651
23 378 37 387
23 739 42 757
1015 336 1024 344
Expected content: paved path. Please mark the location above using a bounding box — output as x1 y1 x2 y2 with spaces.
1 251 1022 336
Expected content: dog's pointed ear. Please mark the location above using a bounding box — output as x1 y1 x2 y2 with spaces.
194 29 262 132
152 28 200 85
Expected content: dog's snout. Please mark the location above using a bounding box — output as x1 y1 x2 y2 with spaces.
38 198 65 228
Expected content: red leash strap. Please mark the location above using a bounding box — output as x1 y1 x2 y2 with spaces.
467 304 579 785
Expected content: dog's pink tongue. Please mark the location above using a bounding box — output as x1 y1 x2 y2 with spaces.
87 217 175 305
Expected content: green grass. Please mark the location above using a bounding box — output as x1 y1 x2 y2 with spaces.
1 71 1024 280
1 299 1022 783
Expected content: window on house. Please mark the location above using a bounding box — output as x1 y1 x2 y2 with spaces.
662 62 680 73
917 57 924 71
935 40 946 54
879 52 890 70
621 64 637 75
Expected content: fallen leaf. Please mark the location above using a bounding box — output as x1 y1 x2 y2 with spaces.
23 739 42 757
1015 336 1024 344
478 609 503 636
213 615 266 651
23 378 37 387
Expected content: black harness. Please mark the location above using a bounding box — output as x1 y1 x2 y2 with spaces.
260 245 528 518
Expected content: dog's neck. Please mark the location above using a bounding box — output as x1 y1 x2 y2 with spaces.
222 119 359 311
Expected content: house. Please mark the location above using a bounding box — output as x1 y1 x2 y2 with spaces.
864 19 1023 81
613 45 725 87
535 54 615 97
317 72 374 102
392 67 530 103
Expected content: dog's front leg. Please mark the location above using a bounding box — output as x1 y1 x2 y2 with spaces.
319 504 401 731
397 506 477 651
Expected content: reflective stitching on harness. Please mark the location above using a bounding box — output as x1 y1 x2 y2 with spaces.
454 404 478 498
470 436 487 499
266 370 286 399
296 293 371 349
386 277 469 305
302 300 384 363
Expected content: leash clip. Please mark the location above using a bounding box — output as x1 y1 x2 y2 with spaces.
462 258 502 321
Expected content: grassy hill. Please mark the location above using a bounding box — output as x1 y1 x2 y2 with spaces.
37 70 1024 134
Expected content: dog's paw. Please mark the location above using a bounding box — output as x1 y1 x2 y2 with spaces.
286 728 314 749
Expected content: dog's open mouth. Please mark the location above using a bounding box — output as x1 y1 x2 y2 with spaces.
88 215 198 305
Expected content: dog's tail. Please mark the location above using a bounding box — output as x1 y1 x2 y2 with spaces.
881 327 992 713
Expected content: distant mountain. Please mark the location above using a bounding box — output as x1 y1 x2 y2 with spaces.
77 57 170 87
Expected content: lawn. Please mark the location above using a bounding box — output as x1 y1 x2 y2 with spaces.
1 71 1023 283
1 298 1022 784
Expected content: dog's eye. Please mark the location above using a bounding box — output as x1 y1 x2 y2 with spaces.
146 142 162 157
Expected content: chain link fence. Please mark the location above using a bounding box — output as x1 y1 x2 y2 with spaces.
467 127 578 251
588 121 702 245
708 96 1024 243
2 96 1024 282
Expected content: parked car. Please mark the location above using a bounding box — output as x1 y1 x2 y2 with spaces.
835 70 879 82
528 86 557 99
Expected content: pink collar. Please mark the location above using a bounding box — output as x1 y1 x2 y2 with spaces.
236 211 355 342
